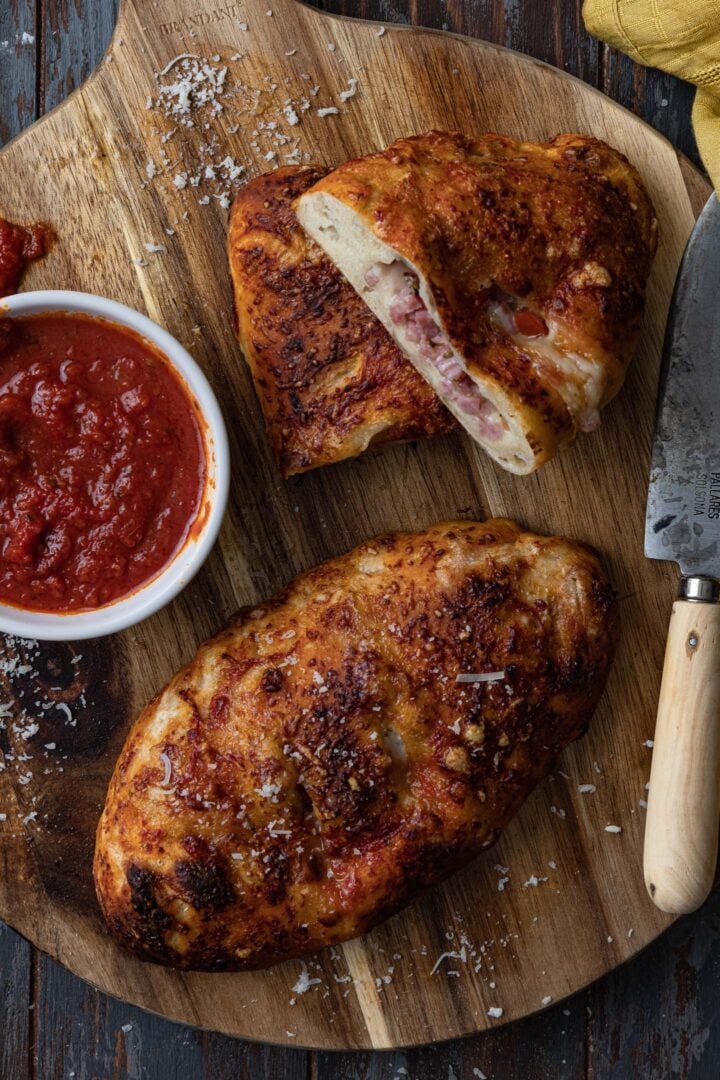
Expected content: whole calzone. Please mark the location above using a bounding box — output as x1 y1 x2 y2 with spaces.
95 520 618 971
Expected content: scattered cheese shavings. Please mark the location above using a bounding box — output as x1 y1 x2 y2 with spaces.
523 874 548 888
158 53 200 77
267 820 292 837
430 945 467 975
317 106 339 117
456 671 505 684
292 962 322 994
494 864 510 891
55 702 73 725
605 824 622 833
144 243 165 253
154 56 228 127
256 781 281 800
339 78 358 102
121 1023 133 1033
487 1006 503 1019
542 995 552 1005
159 751 172 786
578 783 596 794
21 32 35 44
644 739 654 748
376 26 386 36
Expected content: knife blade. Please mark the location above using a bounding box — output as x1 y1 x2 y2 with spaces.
643 193 720 917
645 193 720 581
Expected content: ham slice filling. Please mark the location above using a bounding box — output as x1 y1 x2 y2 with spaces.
365 261 600 437
364 262 505 441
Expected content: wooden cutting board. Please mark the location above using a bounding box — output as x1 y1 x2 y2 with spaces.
0 0 712 1051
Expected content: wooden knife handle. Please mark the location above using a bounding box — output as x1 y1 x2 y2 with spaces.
644 593 720 914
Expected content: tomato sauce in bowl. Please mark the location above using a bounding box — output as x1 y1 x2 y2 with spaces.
0 312 206 612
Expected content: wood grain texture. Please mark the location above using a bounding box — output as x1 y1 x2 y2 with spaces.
0 0 716 1067
0 921 33 1080
41 0 120 113
645 601 720 915
0 0 710 1051
0 1 38 144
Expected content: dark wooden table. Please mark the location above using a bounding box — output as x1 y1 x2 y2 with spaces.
0 2 717 1077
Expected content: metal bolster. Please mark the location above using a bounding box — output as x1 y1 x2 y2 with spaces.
680 576 720 603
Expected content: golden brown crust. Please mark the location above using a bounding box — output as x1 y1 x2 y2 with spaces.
300 131 658 467
95 520 618 971
227 166 456 476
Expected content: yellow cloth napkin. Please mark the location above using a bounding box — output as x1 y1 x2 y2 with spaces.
583 0 720 190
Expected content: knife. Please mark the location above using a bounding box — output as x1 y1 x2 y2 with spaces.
644 193 720 915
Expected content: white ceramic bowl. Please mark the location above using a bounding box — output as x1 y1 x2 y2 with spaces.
0 290 230 640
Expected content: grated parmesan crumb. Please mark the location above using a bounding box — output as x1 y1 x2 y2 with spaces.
339 78 358 102
291 962 322 995
456 671 504 683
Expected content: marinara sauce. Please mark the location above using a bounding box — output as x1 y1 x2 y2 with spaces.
0 216 53 296
0 313 206 612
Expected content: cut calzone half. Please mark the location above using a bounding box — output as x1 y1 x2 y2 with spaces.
95 519 618 971
228 166 456 477
296 131 658 475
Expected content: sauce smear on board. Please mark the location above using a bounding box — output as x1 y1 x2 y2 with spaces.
0 216 54 296
0 313 206 612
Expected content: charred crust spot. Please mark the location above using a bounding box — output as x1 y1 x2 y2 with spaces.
126 864 173 950
261 668 283 693
590 574 618 618
175 859 235 912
